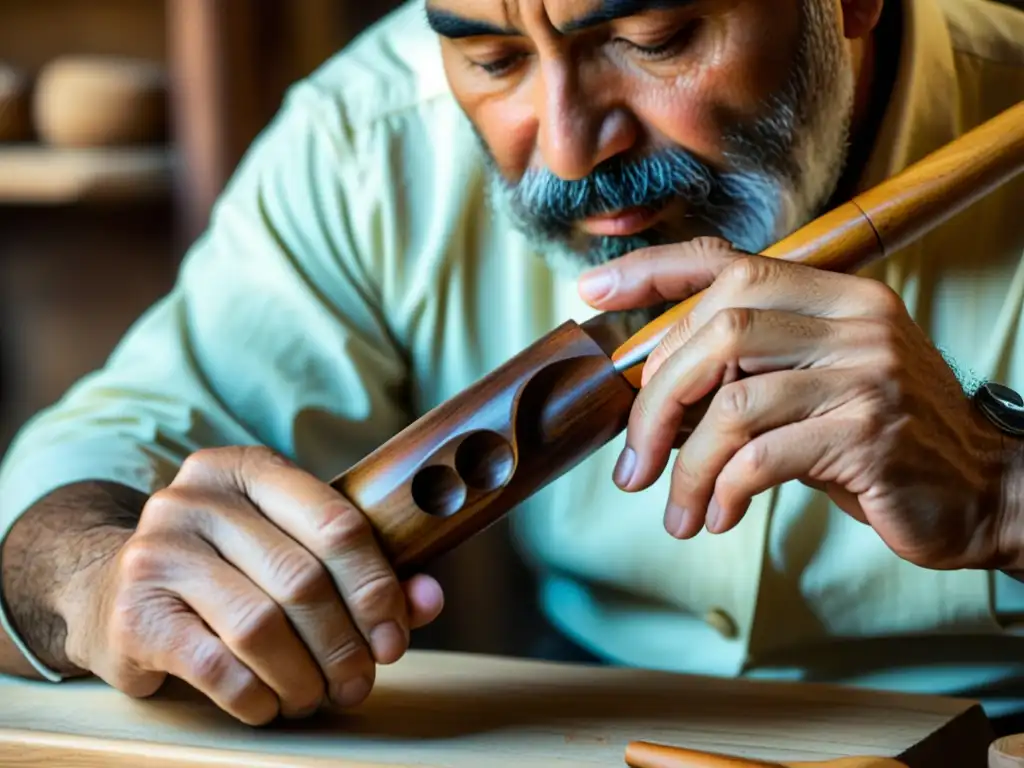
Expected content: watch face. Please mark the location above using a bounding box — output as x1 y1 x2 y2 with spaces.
976 382 1024 436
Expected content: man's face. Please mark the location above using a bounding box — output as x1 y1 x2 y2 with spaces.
427 0 858 273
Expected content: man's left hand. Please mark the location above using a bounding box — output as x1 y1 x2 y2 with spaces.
578 236 1017 572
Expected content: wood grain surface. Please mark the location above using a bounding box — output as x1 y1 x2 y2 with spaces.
0 650 996 767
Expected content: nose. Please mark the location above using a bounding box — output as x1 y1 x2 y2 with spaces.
535 61 638 181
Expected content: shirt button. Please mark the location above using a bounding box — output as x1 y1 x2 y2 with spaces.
705 607 739 639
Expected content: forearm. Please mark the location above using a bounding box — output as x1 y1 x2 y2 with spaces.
0 481 147 677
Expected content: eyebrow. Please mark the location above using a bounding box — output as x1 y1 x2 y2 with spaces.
562 0 690 33
424 8 516 39
425 0 688 40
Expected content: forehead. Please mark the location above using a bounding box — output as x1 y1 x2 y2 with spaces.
425 0 689 36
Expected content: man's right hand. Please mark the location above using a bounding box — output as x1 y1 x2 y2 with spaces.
60 446 445 726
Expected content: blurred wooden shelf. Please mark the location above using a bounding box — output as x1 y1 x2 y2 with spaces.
0 145 173 205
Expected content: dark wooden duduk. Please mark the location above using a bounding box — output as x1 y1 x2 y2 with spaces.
331 321 636 576
330 99 1024 577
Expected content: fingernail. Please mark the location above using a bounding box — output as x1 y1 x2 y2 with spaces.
706 498 722 533
664 504 689 538
370 621 406 663
334 676 372 708
579 270 616 303
613 447 636 489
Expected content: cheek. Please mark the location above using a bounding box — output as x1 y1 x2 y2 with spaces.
628 77 726 167
626 2 801 166
472 100 538 181
440 45 538 182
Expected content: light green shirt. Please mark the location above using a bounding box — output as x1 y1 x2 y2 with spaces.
3 0 1024 715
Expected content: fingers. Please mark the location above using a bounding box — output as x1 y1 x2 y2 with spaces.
102 542 280 726
643 260 904 384
618 308 846 493
154 617 280 726
239 457 412 663
177 447 418 667
578 237 741 310
663 369 857 539
167 536 330 718
159 489 376 709
712 417 847 530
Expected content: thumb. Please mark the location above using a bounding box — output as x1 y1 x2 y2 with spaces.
577 237 744 311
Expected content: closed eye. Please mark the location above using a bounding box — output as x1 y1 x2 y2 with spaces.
616 19 701 60
472 51 528 76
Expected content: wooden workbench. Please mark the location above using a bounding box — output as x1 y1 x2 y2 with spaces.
0 649 997 767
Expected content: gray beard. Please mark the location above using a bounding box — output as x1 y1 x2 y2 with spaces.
478 0 857 280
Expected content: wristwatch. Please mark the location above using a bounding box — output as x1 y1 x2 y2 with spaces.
974 381 1024 437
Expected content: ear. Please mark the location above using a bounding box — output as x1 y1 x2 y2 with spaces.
840 0 884 39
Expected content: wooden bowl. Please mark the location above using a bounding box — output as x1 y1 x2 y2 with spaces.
991 734 1024 767
33 55 167 148
0 64 33 143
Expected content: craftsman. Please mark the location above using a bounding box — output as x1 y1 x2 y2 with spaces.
3 0 1024 736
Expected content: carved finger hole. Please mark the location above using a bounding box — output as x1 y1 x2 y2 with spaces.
411 465 467 518
455 431 515 492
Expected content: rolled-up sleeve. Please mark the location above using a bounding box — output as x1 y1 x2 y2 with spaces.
0 81 412 680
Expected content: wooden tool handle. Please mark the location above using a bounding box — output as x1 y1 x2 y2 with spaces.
624 741 908 768
612 99 1024 386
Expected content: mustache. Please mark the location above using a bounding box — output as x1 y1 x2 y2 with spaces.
494 144 783 253
504 146 764 231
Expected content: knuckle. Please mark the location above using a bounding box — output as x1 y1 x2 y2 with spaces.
269 550 333 607
317 501 372 553
240 444 292 470
723 255 770 290
713 381 753 427
226 598 286 652
660 317 694 355
322 636 370 674
862 280 905 319
711 306 754 347
178 448 224 478
139 488 189 528
735 440 768 478
118 535 170 583
189 641 238 690
690 235 736 260
347 570 400 618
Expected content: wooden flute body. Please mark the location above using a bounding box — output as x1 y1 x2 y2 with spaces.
329 100 1024 577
